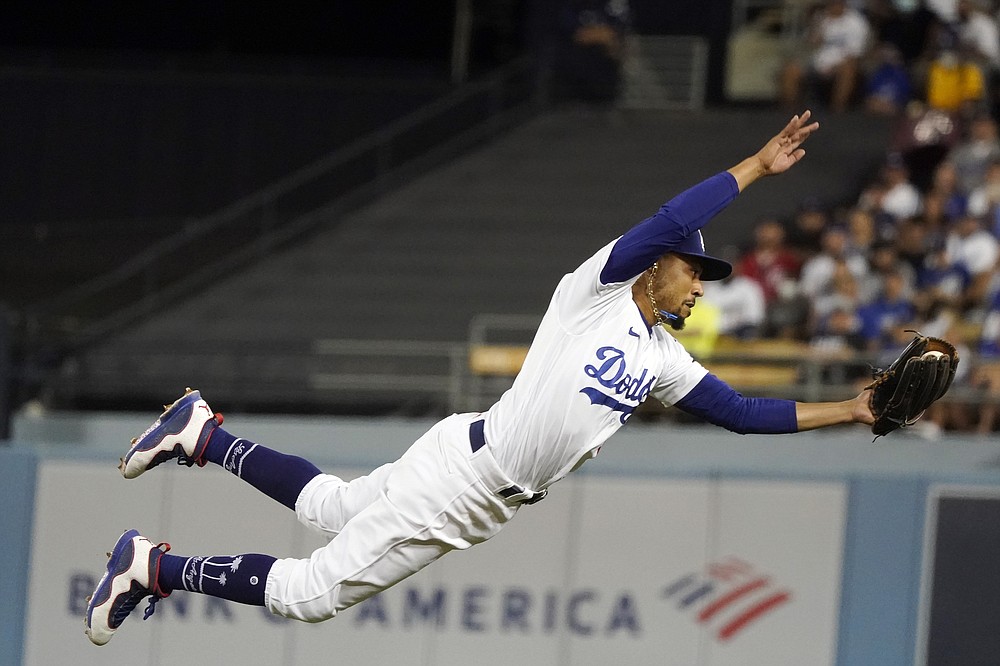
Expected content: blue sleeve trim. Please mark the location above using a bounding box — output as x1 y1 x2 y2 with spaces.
600 172 739 284
674 373 799 434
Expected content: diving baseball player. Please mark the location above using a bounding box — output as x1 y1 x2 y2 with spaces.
86 110 876 645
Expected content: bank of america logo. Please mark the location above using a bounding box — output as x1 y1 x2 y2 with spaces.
663 556 792 641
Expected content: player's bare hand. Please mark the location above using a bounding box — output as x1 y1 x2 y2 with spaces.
851 388 875 426
755 110 819 177
726 110 819 191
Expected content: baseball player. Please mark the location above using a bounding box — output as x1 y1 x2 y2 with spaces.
86 110 876 645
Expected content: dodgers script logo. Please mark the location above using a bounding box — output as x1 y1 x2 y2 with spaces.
581 346 656 423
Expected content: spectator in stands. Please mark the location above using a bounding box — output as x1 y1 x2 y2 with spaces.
737 216 802 304
811 304 865 354
799 225 869 300
858 152 923 221
846 206 879 257
895 217 934 273
779 0 872 112
811 259 865 322
981 288 1000 356
949 111 1000 192
549 0 632 104
864 42 914 116
966 158 1000 229
809 303 870 386
923 159 968 226
974 289 1000 432
866 0 935 62
764 284 812 340
957 0 1000 74
924 40 988 115
858 239 918 302
786 196 830 260
700 247 767 339
858 268 918 359
944 211 1000 308
926 0 959 26
917 240 972 308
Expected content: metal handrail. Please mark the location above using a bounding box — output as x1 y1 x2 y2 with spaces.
47 334 1000 415
26 56 541 341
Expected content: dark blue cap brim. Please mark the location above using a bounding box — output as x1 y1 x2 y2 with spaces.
674 252 733 281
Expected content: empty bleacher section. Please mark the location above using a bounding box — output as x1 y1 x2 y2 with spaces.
1 60 452 308
35 106 893 414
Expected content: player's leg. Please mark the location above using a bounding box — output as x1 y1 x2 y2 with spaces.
119 387 398 538
87 415 518 642
266 415 518 621
292 462 395 537
86 490 448 646
118 388 334 513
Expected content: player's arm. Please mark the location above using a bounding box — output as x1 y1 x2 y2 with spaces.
674 373 873 434
600 111 819 285
599 173 738 284
794 391 875 430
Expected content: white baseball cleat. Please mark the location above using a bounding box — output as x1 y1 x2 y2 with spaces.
85 529 171 646
119 388 223 479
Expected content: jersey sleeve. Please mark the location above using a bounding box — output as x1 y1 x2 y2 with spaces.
649 336 710 405
554 238 637 333
600 172 739 285
675 373 799 434
553 171 740 334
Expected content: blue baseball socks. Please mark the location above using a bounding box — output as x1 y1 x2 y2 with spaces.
155 427 321 606
158 552 276 606
200 426 322 510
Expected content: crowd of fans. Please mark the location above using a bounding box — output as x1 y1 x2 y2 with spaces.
779 0 1000 118
687 0 1000 435
697 148 1000 434
625 0 1000 403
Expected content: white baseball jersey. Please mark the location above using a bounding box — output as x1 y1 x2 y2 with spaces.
484 238 709 491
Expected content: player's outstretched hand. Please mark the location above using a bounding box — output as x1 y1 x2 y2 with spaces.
755 110 819 176
727 110 820 191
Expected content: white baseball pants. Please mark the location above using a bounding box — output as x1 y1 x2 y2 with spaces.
263 413 525 622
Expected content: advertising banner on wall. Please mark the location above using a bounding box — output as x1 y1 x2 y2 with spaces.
26 461 846 666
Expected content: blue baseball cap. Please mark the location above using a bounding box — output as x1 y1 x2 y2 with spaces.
672 230 733 281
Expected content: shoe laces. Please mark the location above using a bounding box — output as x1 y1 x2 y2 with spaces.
111 587 162 626
143 595 162 620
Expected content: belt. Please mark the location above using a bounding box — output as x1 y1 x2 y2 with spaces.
469 419 547 505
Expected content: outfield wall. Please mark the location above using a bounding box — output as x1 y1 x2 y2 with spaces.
4 412 1000 666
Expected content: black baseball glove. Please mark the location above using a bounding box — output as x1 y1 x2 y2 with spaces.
867 331 959 438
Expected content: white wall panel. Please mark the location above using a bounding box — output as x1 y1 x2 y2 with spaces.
28 462 845 666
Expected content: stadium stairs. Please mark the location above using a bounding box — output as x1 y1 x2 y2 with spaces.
24 102 892 415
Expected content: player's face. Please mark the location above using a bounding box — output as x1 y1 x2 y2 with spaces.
654 253 705 321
